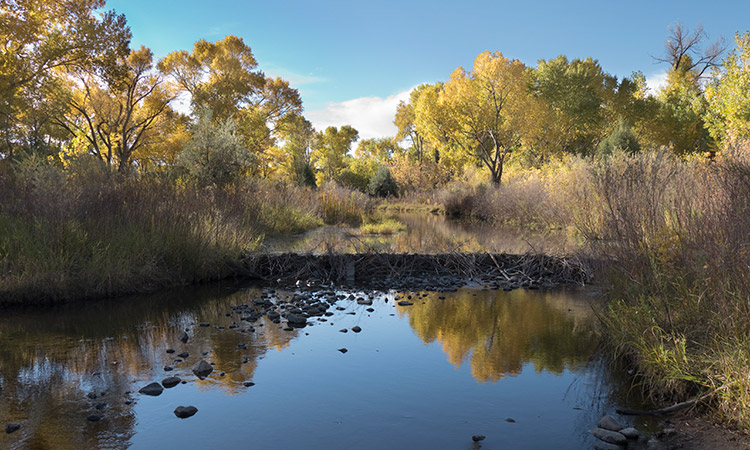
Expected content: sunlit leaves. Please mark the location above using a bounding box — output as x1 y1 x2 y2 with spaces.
705 32 750 146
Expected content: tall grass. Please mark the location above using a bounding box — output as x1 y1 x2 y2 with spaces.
577 147 750 427
0 160 256 304
319 182 372 226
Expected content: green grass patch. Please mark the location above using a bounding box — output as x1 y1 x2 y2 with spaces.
360 218 407 235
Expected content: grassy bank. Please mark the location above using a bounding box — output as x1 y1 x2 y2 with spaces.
0 159 370 304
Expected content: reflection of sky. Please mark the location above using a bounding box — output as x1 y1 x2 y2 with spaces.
1 283 632 449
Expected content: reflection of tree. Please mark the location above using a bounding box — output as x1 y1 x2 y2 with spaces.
401 288 597 382
0 283 296 449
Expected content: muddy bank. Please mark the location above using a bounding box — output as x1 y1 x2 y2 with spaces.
241 252 591 290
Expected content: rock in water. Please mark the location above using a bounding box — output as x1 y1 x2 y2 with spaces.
589 428 627 445
192 360 213 378
139 382 164 396
351 326 362 333
472 435 486 442
598 415 624 432
594 442 624 450
86 414 104 422
178 331 189 343
286 313 307 325
162 376 181 388
5 423 21 434
619 427 640 439
338 348 348 353
397 300 413 306
174 406 198 419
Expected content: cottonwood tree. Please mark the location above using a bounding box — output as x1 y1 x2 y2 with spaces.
0 0 130 158
705 32 750 146
311 125 358 184
53 46 176 172
439 51 532 185
159 36 302 174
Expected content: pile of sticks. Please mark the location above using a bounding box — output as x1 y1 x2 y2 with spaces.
241 252 591 286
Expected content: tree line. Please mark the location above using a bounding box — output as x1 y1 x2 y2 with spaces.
2 1 749 189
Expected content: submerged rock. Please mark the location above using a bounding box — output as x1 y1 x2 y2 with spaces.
351 326 362 333
139 382 164 396
174 406 198 419
397 300 414 306
338 348 348 353
192 360 213 379
86 414 104 422
5 423 21 434
178 331 189 343
471 435 486 442
620 427 640 440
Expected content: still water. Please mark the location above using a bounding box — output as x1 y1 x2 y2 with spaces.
261 213 579 255
0 281 645 450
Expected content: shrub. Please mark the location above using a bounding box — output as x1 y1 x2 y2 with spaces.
597 120 641 157
368 165 399 197
178 109 252 185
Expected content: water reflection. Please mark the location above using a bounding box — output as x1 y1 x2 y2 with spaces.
400 288 597 382
261 213 578 254
0 282 638 449
0 283 298 449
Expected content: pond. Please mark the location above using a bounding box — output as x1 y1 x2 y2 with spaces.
0 280 653 450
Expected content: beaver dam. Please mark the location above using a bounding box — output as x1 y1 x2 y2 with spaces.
242 252 591 290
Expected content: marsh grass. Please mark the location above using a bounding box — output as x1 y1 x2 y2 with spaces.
360 218 407 235
319 183 371 226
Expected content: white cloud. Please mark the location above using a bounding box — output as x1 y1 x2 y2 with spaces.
646 71 669 96
306 89 413 140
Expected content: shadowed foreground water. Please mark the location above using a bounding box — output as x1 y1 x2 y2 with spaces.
0 282 651 450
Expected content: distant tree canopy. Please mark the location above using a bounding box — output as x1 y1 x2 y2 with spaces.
1 6 747 190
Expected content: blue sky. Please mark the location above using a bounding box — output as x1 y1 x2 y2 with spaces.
107 0 750 138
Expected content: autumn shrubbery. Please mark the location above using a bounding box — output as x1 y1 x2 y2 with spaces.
0 158 369 304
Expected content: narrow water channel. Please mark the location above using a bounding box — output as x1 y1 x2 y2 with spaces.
0 281 650 450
